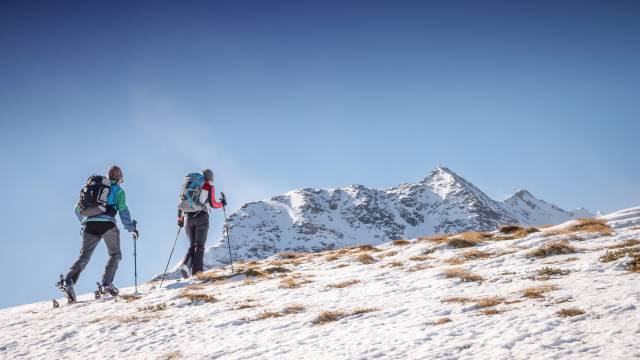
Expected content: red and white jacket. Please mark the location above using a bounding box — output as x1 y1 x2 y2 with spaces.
199 181 224 209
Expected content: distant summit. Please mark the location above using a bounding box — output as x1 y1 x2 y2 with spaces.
204 167 592 266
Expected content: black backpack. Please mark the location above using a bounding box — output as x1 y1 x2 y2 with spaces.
77 175 112 217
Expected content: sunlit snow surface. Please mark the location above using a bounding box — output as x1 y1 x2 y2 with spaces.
1 207 639 359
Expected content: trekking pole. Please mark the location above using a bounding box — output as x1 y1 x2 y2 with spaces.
159 226 182 288
221 192 234 275
133 220 138 295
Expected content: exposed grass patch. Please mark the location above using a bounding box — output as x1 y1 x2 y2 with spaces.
606 239 640 250
443 258 467 265
356 253 377 264
334 263 349 269
325 254 341 262
461 249 493 260
537 267 570 277
422 247 437 255
570 218 612 235
233 302 259 310
279 276 312 289
278 252 305 259
178 292 216 304
441 296 473 304
599 246 640 263
446 232 491 248
478 308 503 315
313 310 346 325
529 241 576 258
377 250 398 258
441 296 503 308
353 244 382 252
138 303 167 313
499 224 524 234
497 225 540 240
409 255 432 261
195 271 227 282
119 294 141 302
557 308 585 318
522 285 558 299
407 263 433 272
161 350 183 360
388 260 404 267
263 266 291 274
257 310 284 320
392 239 411 246
327 279 361 289
312 307 380 325
625 254 640 272
283 303 306 314
417 234 450 243
442 268 484 282
434 317 451 325
241 268 266 277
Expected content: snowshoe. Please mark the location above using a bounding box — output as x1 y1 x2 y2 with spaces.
55 274 76 305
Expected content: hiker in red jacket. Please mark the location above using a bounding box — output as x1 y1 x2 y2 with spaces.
177 169 225 277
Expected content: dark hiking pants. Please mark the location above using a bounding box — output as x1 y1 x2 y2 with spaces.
181 211 209 274
66 222 122 286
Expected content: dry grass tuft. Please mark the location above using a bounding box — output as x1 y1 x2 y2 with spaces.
377 250 398 258
119 294 141 302
625 254 640 272
522 285 558 299
392 239 411 246
278 252 305 259
195 271 227 282
499 224 524 234
161 350 183 360
461 249 493 260
443 258 467 265
434 317 451 325
407 263 433 272
388 260 404 267
279 276 312 289
478 308 503 315
569 218 612 235
334 263 349 269
263 266 291 274
312 307 380 325
313 310 347 325
283 303 306 314
417 234 451 243
178 292 217 304
327 279 361 289
258 310 284 320
241 268 266 277
356 253 377 264
137 303 167 312
409 255 432 261
475 297 505 308
446 232 491 248
599 246 640 263
537 267 570 277
529 241 576 258
557 308 585 318
442 268 484 282
325 254 341 262
441 296 473 304
354 244 382 252
606 239 640 250
233 302 259 310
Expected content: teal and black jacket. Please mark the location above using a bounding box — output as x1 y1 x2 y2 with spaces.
75 181 136 232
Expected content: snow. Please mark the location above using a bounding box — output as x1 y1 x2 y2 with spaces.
2 206 639 359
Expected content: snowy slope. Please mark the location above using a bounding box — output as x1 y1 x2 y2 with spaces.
204 167 592 266
2 206 638 360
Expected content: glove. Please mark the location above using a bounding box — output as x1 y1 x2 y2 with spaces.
177 216 184 228
220 192 227 207
132 229 139 240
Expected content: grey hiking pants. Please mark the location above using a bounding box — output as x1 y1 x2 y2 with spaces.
66 222 122 286
181 211 209 274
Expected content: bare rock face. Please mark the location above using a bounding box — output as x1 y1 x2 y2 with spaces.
204 167 591 266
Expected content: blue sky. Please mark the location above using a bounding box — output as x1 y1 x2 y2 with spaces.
1 0 639 308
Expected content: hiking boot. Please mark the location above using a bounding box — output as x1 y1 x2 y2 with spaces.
179 264 191 279
103 284 119 297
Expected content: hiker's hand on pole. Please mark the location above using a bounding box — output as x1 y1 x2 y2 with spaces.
132 229 139 240
220 192 227 207
177 216 184 228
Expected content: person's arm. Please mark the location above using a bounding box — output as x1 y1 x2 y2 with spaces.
116 189 136 232
208 184 224 209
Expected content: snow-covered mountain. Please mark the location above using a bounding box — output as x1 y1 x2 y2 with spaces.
205 167 591 266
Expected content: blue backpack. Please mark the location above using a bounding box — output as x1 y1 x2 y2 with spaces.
178 173 206 212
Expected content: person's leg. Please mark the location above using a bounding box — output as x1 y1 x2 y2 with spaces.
191 212 210 274
181 213 197 269
65 224 102 285
101 226 122 286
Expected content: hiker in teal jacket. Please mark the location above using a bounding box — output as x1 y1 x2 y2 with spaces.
64 165 138 302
